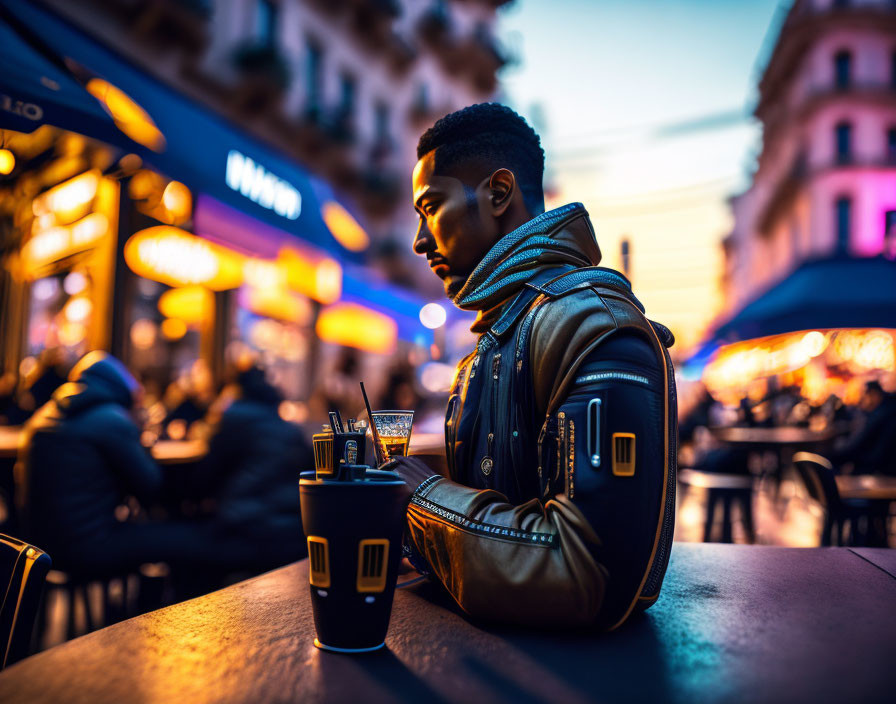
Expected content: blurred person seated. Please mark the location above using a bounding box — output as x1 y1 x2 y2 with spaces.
160 360 215 440
829 381 896 476
15 352 302 596
15 351 168 574
188 363 313 568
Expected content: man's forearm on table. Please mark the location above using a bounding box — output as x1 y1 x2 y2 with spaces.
405 476 607 627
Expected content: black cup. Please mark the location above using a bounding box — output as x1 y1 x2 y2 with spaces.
299 468 406 652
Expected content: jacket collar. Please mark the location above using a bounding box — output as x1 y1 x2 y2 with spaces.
452 203 603 331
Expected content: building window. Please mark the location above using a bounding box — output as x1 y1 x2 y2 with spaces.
885 210 896 259
305 40 323 115
836 197 852 252
375 101 390 142
888 128 896 164
834 50 851 90
835 122 852 164
256 0 277 46
338 72 356 120
885 210 896 238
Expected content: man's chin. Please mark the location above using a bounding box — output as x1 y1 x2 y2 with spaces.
444 276 465 300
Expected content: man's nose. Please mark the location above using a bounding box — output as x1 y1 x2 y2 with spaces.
413 220 433 256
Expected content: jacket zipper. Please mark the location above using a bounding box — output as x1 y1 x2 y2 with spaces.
480 353 501 476
574 371 649 386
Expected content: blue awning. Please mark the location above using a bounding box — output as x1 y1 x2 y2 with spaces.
2 0 341 256
695 254 896 356
0 4 127 145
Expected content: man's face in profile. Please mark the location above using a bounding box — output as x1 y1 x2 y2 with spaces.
411 151 495 299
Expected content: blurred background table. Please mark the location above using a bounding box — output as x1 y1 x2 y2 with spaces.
709 425 842 449
150 440 208 466
836 475 896 501
2 543 894 704
0 426 21 460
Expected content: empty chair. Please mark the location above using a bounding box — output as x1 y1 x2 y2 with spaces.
0 533 51 668
791 452 885 546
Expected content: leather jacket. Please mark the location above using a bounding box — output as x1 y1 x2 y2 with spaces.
405 203 677 630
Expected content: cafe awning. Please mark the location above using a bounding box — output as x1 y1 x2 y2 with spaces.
1 0 342 256
708 255 896 346
0 5 128 146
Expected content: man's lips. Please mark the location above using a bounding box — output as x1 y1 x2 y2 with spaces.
428 258 450 277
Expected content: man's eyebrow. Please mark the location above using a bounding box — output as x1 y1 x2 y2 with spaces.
415 189 441 209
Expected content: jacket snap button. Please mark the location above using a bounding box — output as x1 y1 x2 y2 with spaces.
480 457 494 475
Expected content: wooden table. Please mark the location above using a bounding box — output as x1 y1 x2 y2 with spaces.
1 543 894 704
0 427 22 459
836 475 896 501
710 425 839 448
150 440 208 466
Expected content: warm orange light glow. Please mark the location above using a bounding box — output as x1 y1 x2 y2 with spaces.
244 258 287 290
86 78 166 152
130 319 157 350
33 170 99 224
162 180 192 220
279 248 342 304
124 226 244 290
245 286 311 324
316 302 397 354
71 212 108 246
0 149 14 175
158 285 213 325
160 317 187 340
704 328 896 399
23 211 109 272
322 201 370 252
64 296 92 323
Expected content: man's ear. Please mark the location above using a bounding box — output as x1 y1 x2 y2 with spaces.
487 168 516 216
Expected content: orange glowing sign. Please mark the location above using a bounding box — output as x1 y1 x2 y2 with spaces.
158 285 214 325
86 78 166 152
124 226 244 290
278 248 342 304
32 170 99 224
322 201 370 252
316 302 397 354
22 212 109 271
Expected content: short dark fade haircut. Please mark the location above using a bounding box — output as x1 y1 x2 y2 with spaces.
416 103 545 214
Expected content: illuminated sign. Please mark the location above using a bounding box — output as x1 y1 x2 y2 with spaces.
23 212 108 271
316 302 397 354
225 150 301 220
124 226 244 290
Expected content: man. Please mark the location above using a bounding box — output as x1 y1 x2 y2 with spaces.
830 381 896 476
16 351 164 574
390 103 677 630
191 363 313 567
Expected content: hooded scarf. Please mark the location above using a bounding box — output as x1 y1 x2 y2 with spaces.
452 203 642 332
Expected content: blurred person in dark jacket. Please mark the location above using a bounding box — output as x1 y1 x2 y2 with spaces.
15 351 166 573
830 381 896 475
191 364 312 566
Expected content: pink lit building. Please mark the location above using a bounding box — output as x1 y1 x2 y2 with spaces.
724 0 896 315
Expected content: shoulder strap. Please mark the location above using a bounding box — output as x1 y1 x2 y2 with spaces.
487 266 573 340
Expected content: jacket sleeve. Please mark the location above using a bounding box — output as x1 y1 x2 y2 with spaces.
96 407 163 505
404 332 667 629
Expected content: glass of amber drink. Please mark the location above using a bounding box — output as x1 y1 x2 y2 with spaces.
370 411 414 461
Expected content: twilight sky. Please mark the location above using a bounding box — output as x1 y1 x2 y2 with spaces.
497 0 784 351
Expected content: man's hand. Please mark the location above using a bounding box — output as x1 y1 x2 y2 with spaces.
382 455 439 504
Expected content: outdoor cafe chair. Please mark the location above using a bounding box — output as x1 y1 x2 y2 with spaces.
0 533 51 668
791 452 886 547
